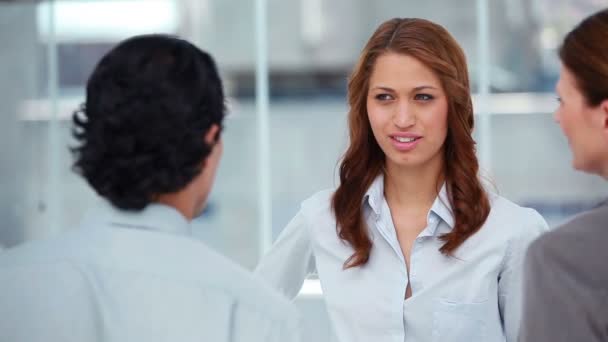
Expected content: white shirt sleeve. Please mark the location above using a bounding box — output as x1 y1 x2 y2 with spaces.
255 209 316 300
498 208 549 342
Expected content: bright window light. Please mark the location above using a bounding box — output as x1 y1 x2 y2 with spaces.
37 0 179 43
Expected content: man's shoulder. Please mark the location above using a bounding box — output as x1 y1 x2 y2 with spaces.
0 229 300 341
0 227 298 324
185 241 299 320
143 234 300 332
0 228 88 267
96 226 299 322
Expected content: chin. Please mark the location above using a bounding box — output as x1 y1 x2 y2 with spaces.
572 158 596 175
388 154 427 167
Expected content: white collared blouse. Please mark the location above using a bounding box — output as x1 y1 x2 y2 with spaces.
256 175 548 342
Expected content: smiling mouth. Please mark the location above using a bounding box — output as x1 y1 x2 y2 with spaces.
392 136 421 143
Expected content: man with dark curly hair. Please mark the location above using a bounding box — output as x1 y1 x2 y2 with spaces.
0 34 299 342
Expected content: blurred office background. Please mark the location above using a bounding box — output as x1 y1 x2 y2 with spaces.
1 0 607 340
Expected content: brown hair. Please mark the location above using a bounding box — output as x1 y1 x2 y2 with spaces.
559 9 608 106
332 18 491 269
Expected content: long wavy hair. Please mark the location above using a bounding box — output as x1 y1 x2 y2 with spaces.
332 18 491 269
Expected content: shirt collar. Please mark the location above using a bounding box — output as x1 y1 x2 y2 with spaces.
83 200 192 236
429 183 455 229
364 174 385 216
364 174 455 233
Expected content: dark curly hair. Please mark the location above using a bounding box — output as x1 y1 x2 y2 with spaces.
72 34 226 210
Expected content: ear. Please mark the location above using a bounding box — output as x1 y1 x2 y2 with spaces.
204 124 221 145
599 99 608 141
199 124 221 167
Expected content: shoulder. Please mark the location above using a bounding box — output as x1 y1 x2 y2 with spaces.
485 192 549 240
301 188 334 211
110 229 299 323
528 204 608 271
0 229 298 326
0 229 88 268
198 247 299 323
488 193 547 227
553 203 608 237
299 188 335 221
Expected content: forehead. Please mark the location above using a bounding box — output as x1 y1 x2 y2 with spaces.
369 52 441 87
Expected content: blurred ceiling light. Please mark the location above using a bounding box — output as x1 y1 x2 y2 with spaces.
300 0 324 46
540 27 560 50
37 0 179 43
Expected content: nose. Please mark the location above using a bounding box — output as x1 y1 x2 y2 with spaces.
393 101 416 129
553 109 561 124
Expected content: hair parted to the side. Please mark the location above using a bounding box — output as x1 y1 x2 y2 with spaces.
71 34 226 210
332 18 491 269
559 9 608 106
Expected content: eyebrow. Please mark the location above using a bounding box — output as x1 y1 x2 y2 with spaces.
371 85 438 92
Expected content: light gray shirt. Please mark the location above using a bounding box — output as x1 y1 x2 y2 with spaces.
256 175 548 342
0 202 300 342
520 203 608 342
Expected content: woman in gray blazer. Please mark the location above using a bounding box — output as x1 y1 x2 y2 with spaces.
520 8 608 342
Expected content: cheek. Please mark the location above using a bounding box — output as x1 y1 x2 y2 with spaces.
439 112 449 136
558 108 575 135
366 105 385 136
554 106 562 123
424 105 449 140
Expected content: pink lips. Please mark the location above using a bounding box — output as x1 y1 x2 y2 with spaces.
389 133 422 152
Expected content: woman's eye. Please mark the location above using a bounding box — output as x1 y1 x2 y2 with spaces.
414 94 434 101
375 93 393 101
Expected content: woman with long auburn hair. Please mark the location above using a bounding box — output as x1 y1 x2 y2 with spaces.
256 18 548 342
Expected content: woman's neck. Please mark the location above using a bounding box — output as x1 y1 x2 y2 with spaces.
383 158 444 211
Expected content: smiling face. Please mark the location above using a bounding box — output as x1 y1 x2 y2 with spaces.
367 52 449 173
